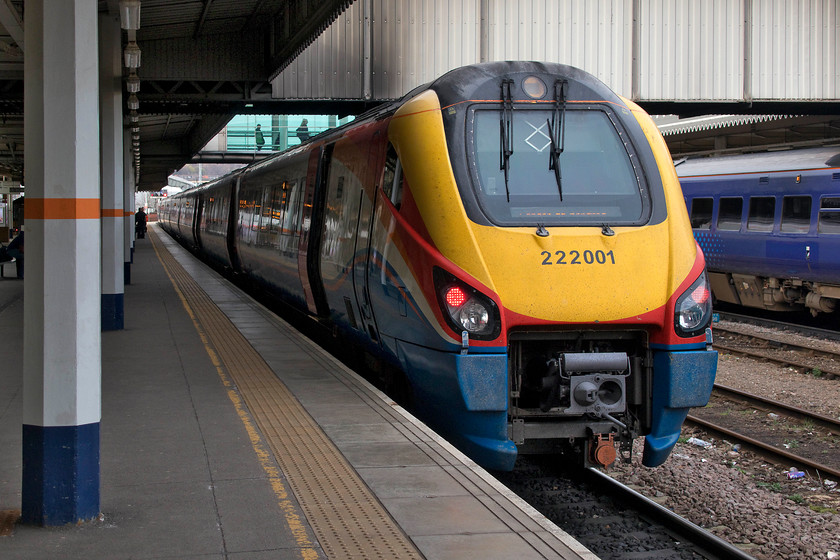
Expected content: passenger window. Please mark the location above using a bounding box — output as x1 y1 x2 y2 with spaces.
717 197 743 231
747 197 775 232
689 198 713 229
780 196 812 234
818 197 840 234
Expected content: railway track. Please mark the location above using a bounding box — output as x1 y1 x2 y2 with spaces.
712 321 840 379
716 311 840 343
496 456 756 560
687 383 840 480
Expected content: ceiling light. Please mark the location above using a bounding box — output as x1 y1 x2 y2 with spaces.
126 73 140 93
119 1 141 30
124 41 141 69
127 94 139 110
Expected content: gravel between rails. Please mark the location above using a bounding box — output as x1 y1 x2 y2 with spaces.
608 320 840 560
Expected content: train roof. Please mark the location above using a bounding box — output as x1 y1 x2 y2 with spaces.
675 146 840 177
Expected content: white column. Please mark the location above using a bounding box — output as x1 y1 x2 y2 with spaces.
99 13 124 330
22 0 101 525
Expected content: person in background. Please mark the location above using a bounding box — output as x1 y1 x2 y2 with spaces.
296 119 310 142
135 207 147 239
255 124 265 151
7 229 23 279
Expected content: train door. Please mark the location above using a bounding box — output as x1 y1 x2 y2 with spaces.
192 193 204 250
227 177 243 272
352 134 384 344
297 145 332 317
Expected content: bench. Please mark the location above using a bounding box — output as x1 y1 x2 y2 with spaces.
0 257 15 279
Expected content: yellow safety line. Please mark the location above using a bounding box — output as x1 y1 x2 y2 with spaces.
149 232 319 560
149 228 422 559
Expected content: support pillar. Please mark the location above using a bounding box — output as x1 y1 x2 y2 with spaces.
22 0 101 525
100 13 124 330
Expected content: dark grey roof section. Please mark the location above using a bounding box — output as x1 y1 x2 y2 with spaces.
674 146 840 177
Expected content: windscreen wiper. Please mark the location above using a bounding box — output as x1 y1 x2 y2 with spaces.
547 79 568 201
499 79 514 202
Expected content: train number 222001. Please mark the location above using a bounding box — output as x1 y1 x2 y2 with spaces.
541 250 616 266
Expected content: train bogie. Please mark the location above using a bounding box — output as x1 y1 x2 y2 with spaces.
162 62 718 472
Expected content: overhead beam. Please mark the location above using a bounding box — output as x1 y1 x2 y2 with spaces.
138 98 377 117
0 0 24 51
194 0 215 39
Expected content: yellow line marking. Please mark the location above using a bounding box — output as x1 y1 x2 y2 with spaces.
150 232 319 560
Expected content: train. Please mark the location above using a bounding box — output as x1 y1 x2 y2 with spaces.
160 61 717 472
677 146 840 316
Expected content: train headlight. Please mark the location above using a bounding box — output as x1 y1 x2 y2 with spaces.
674 270 713 337
456 300 490 333
435 268 501 340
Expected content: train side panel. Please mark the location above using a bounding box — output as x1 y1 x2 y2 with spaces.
198 177 236 270
680 152 840 314
234 153 311 309
317 122 390 351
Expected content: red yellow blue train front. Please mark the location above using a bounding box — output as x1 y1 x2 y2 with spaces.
372 62 717 471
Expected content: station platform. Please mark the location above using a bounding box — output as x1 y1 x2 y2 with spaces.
0 225 596 560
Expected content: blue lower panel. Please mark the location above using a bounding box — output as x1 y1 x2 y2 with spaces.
22 423 100 526
396 341 517 471
102 293 124 331
643 349 718 467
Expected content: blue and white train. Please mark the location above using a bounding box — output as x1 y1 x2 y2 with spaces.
678 146 840 315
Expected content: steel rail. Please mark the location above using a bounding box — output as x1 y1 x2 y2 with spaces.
716 312 840 343
583 468 757 560
685 414 840 480
714 326 840 362
711 340 840 378
714 383 840 435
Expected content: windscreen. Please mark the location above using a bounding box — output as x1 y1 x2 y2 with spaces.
469 107 646 226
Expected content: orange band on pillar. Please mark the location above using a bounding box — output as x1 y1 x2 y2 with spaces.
25 198 101 220
125 211 134 217
101 209 124 218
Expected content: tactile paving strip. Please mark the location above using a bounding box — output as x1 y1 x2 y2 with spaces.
150 230 422 559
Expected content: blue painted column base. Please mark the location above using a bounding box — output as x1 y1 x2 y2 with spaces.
102 293 124 331
124 261 131 285
22 423 100 526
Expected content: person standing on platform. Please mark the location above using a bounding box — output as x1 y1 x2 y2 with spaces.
135 207 147 239
7 229 23 279
296 119 310 142
255 124 265 151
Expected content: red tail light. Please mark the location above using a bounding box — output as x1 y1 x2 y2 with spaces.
691 285 710 304
445 286 468 308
